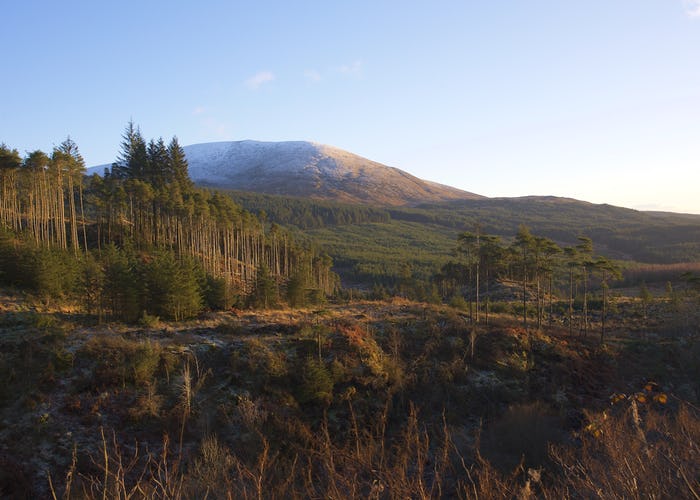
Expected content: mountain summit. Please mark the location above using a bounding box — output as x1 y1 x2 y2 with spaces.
181 140 481 206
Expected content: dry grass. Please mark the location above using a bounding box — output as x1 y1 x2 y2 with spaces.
2 291 698 498
550 400 700 499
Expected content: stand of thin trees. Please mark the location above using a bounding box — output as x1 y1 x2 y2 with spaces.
0 125 338 317
438 225 622 342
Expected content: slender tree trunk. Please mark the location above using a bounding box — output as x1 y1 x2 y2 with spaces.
485 267 490 326
568 267 574 336
468 260 473 324
601 272 608 344
548 272 554 328
68 174 79 255
536 276 543 330
475 231 480 323
582 266 588 336
522 269 528 331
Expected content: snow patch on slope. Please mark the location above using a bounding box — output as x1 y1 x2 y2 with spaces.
185 140 382 185
89 140 481 206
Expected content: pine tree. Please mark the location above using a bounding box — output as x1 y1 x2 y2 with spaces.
101 244 141 322
564 246 579 336
142 249 202 321
54 137 86 254
112 121 148 180
513 225 535 331
22 150 51 245
80 252 105 319
252 263 278 309
146 137 169 189
204 274 236 310
168 136 193 195
286 271 308 308
576 236 594 335
594 256 622 344
0 144 22 231
458 230 480 323
480 235 504 326
27 246 78 306
534 236 562 329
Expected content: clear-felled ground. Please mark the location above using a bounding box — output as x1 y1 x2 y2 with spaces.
0 292 698 498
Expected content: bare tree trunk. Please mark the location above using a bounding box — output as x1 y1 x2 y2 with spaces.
569 268 574 336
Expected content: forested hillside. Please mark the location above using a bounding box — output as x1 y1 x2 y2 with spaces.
225 190 391 229
225 190 700 291
0 124 337 320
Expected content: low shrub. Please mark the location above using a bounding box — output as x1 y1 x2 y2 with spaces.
81 336 164 388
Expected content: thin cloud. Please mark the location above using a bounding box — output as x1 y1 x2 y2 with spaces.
684 0 700 17
245 71 275 90
192 107 233 139
301 61 364 83
304 69 322 82
336 59 363 76
200 117 232 140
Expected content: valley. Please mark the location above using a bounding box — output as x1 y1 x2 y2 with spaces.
226 189 700 289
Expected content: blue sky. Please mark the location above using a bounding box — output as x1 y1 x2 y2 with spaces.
2 1 700 213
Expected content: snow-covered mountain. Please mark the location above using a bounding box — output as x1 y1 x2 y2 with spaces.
92 140 482 206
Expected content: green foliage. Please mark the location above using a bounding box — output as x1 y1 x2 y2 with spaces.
306 220 457 285
131 341 163 386
370 283 389 300
449 294 468 310
81 336 163 388
203 275 237 310
250 263 278 309
0 237 78 301
226 189 391 229
260 194 700 290
30 248 79 300
0 312 71 405
79 252 104 316
0 143 22 172
286 272 307 308
298 357 334 405
639 282 653 316
231 338 288 383
307 288 327 306
141 249 202 321
681 271 700 292
7 125 700 312
0 229 19 285
1 129 339 315
101 244 141 322
138 311 161 328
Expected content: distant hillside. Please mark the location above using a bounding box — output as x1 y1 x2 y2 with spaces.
411 196 700 263
223 191 700 285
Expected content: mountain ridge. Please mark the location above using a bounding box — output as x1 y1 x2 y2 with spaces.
184 140 483 206
88 140 700 218
90 140 482 206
